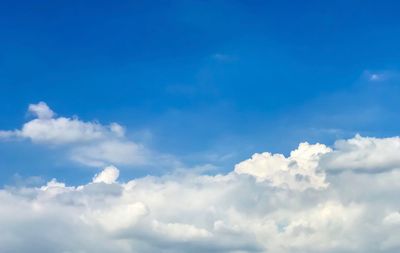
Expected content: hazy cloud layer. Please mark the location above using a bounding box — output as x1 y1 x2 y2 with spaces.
2 135 400 252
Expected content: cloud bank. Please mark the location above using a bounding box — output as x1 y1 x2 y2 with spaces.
2 133 400 252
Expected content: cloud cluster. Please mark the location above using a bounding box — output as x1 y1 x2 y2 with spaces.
0 102 150 167
2 134 400 252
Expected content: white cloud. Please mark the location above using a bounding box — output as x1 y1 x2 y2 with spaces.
322 134 400 172
28 101 55 119
3 102 122 145
2 134 400 253
3 103 400 252
236 134 400 175
18 116 107 144
0 102 157 167
151 220 212 241
235 142 331 191
92 165 120 184
84 202 149 232
383 212 400 226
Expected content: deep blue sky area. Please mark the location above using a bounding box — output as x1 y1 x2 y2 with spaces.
1 0 400 184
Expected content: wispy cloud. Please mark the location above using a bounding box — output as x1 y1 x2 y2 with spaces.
363 69 400 82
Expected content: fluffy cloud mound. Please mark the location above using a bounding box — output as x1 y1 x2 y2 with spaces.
2 134 400 253
28 102 55 119
1 101 123 144
92 165 120 184
235 142 331 191
321 134 400 172
0 102 150 167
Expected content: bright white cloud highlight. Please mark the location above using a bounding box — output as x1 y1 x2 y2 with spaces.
92 165 120 184
235 142 331 190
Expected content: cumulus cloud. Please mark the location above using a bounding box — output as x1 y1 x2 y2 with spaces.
2 104 400 252
2 134 400 253
321 134 400 172
2 102 124 144
28 101 55 119
235 142 331 191
235 134 400 176
0 102 156 167
92 165 120 184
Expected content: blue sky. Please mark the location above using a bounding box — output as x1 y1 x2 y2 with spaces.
1 0 400 184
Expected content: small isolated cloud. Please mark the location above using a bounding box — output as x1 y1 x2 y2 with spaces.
92 165 120 184
362 70 400 82
212 53 236 62
370 73 382 81
363 70 386 81
3 135 400 253
0 102 172 168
